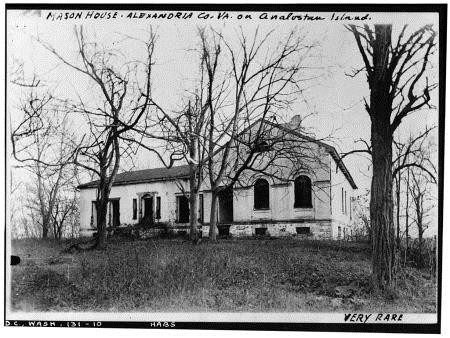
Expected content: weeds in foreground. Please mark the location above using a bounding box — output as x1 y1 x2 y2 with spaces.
10 238 436 312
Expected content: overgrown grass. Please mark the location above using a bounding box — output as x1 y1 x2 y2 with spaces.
10 238 437 312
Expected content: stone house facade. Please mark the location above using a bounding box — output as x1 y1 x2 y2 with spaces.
78 121 357 239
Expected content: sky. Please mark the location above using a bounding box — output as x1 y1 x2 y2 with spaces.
6 8 440 235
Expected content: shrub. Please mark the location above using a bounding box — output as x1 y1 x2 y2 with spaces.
398 238 436 275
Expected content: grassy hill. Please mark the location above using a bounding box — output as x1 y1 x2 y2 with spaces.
9 238 437 312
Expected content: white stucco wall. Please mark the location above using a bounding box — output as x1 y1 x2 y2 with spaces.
78 127 357 239
330 154 356 239
227 139 332 223
79 179 189 236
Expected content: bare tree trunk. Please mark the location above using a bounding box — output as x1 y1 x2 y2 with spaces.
188 136 199 242
95 198 108 250
371 131 395 288
42 221 49 238
209 190 219 241
371 120 396 290
189 183 199 241
405 167 410 250
349 23 436 290
94 172 113 250
369 25 396 289
395 173 401 249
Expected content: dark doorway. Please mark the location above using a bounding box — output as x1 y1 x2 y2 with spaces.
218 187 233 223
110 199 120 227
177 195 190 223
143 196 154 224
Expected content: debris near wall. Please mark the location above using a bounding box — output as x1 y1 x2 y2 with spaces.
108 223 199 240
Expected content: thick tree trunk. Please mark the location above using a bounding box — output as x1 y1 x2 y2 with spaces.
368 24 396 290
189 190 199 241
209 191 219 241
188 158 199 241
94 177 111 250
370 133 395 289
95 199 108 250
42 223 49 238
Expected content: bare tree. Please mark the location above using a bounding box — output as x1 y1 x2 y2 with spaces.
131 26 321 242
10 71 80 239
125 50 212 242
347 24 437 289
142 96 210 242
351 189 371 242
39 26 158 249
196 27 319 241
392 126 436 248
409 169 435 256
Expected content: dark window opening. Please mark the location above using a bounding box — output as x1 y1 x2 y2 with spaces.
296 227 310 235
341 188 344 213
218 225 230 237
143 197 153 220
132 198 137 220
345 191 347 214
156 196 161 219
254 178 270 209
177 195 190 223
218 187 233 223
255 227 267 236
109 199 120 227
294 175 312 208
349 197 352 220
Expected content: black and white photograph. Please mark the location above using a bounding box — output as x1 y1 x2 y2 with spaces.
3 3 445 333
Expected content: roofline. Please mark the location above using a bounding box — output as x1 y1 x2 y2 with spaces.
77 119 358 191
77 174 190 190
262 119 358 189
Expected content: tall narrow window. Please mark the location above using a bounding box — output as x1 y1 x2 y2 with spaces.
349 197 352 220
254 178 270 209
294 175 312 208
156 196 161 219
198 194 204 223
177 195 190 223
341 188 344 213
345 191 347 214
132 198 137 220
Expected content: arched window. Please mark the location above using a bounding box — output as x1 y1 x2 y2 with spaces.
254 178 270 209
294 175 312 208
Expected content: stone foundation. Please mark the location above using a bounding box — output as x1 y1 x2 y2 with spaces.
80 220 334 240
202 220 332 239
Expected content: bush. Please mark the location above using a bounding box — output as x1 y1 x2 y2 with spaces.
398 238 437 275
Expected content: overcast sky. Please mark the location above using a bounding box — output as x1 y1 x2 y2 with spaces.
7 9 440 234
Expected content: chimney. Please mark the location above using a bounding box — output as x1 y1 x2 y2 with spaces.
289 115 303 128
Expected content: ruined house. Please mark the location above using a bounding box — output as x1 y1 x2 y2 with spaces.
78 118 357 239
